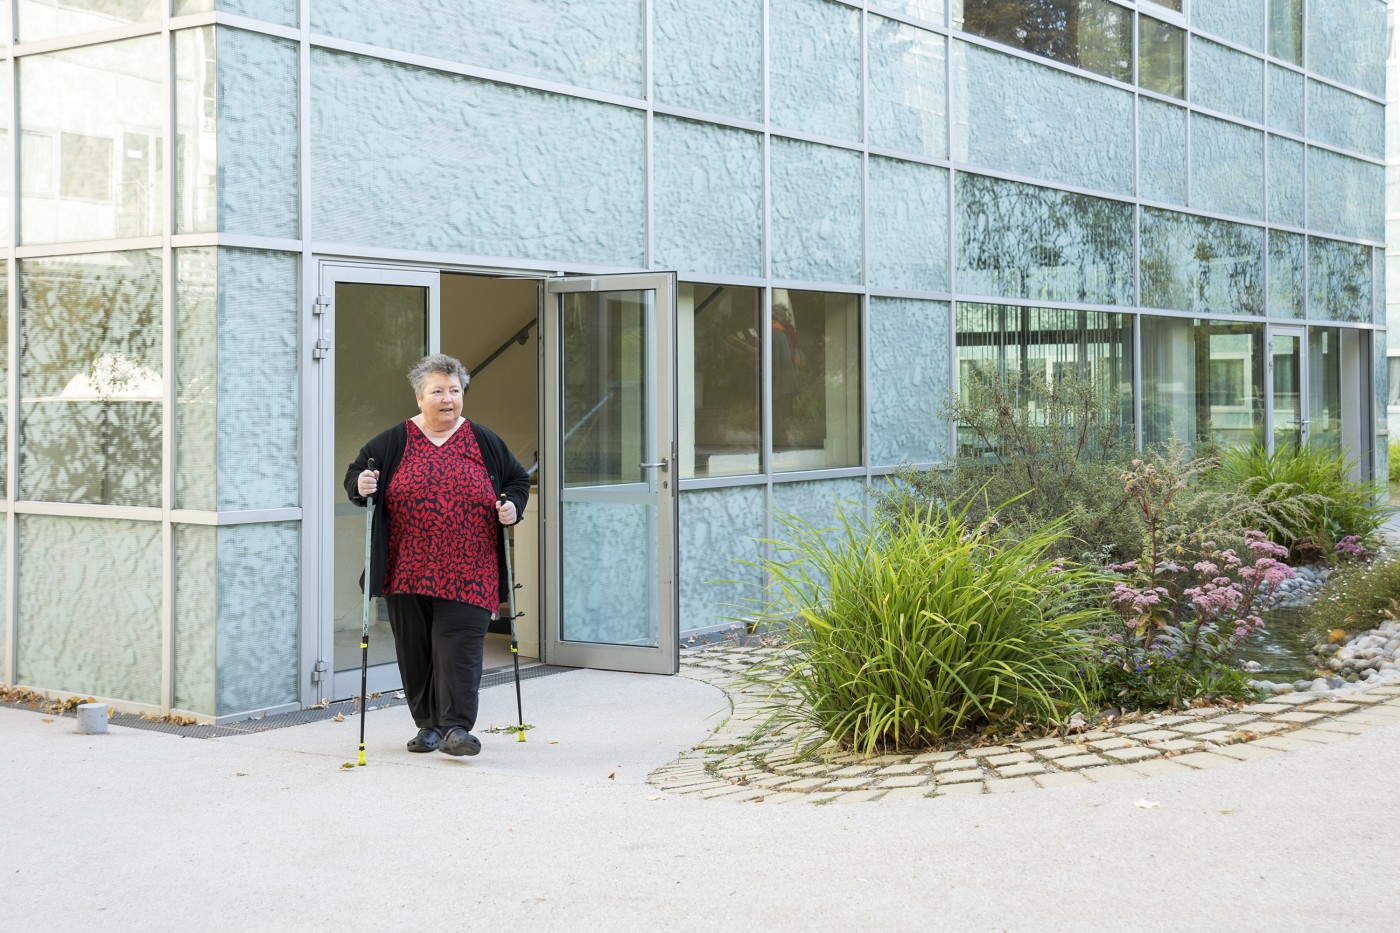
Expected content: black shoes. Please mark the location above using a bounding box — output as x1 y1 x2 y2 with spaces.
406 727 441 753
439 726 481 757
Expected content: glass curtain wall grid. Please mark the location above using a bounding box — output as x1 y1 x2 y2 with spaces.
3 1 1387 663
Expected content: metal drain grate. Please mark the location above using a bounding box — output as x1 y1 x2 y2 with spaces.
1 664 579 739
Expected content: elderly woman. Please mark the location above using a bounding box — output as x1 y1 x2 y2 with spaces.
345 353 530 758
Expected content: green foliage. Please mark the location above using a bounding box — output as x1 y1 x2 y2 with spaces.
1390 439 1400 484
1216 442 1387 562
745 498 1110 755
1097 654 1262 710
1304 556 1400 636
886 368 1144 562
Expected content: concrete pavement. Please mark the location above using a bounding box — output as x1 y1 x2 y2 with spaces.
4 664 1400 932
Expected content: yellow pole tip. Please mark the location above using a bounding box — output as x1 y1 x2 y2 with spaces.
517 732 526 742
357 751 366 766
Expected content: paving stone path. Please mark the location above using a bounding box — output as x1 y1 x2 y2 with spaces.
649 643 1400 804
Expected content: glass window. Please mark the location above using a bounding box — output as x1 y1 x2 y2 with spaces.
652 117 763 279
769 0 862 141
175 27 219 235
955 303 1134 456
20 36 165 245
956 173 1134 306
1142 317 1265 454
771 289 861 472
869 297 952 467
868 14 948 159
1190 114 1264 221
1145 0 1181 10
19 0 160 44
1309 327 1344 451
1268 0 1303 63
1387 357 1400 408
18 250 163 507
1138 16 1185 98
1308 237 1371 323
953 0 1133 84
1268 230 1305 319
678 283 762 479
1190 37 1264 125
1140 208 1265 315
653 0 763 121
1194 0 1265 52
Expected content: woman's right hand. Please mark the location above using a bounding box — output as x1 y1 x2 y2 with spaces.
357 469 380 497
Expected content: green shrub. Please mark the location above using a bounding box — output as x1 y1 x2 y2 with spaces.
885 369 1144 562
745 498 1110 755
1390 439 1400 484
1304 555 1400 636
1097 655 1261 710
1216 442 1387 562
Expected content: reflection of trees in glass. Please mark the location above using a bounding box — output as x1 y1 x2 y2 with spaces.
689 286 760 471
1268 0 1303 65
1140 208 1263 315
1138 16 1185 98
1307 237 1370 323
958 0 1132 82
19 250 163 506
956 173 1133 305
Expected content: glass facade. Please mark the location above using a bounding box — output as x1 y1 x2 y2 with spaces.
4 0 1386 711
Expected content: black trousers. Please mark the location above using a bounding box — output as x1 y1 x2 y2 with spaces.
384 594 491 732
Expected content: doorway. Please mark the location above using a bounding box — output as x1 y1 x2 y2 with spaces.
312 262 679 703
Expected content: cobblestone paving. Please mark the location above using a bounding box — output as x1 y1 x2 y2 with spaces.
649 644 1400 804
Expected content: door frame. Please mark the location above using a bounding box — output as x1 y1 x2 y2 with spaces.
541 272 679 675
310 260 441 703
1267 323 1309 452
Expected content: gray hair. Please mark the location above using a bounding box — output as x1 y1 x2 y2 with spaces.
408 353 471 396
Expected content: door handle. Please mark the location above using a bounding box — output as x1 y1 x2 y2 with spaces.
639 460 669 471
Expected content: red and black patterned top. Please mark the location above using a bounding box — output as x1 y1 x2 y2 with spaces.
382 419 499 610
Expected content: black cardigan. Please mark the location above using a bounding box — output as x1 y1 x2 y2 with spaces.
344 420 531 601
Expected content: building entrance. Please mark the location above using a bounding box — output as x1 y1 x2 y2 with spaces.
310 262 678 705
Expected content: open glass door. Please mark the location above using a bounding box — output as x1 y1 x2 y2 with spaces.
1269 325 1308 451
542 273 678 674
316 263 439 700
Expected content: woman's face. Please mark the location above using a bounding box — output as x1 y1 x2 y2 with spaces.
416 371 463 430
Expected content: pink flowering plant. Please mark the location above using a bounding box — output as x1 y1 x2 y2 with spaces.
1101 459 1295 705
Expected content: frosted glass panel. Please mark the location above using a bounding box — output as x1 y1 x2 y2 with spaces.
1190 114 1263 220
1307 80 1384 159
312 49 646 267
868 15 947 159
175 0 297 27
1193 0 1264 51
868 156 948 292
174 523 218 716
1267 65 1304 136
16 516 161 704
561 500 656 646
219 27 299 238
215 522 300 715
20 36 164 245
869 297 950 466
1309 0 1385 96
679 487 765 632
1138 98 1187 205
1189 38 1263 124
175 27 218 235
19 251 162 507
1375 246 1385 324
177 248 299 512
951 41 1133 196
956 173 1134 306
770 0 862 142
771 477 866 558
1307 147 1383 241
876 0 945 26
311 0 644 97
1308 237 1371 323
652 117 762 278
653 0 762 121
1140 209 1264 315
0 269 7 495
770 138 862 283
18 0 159 43
1267 135 1304 228
0 530 6 681
1268 231 1305 319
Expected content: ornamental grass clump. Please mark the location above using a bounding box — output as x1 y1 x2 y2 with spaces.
746 499 1109 756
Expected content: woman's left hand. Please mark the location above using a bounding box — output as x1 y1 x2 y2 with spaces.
496 498 517 525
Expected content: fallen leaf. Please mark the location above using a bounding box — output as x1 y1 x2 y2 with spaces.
1135 799 1160 809
333 713 346 723
647 795 662 801
340 762 355 770
236 772 248 777
1218 809 1233 815
41 718 54 724
608 772 616 780
548 741 558 745
308 701 329 710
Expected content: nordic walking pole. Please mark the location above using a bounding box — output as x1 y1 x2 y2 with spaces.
358 457 377 766
499 494 526 743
